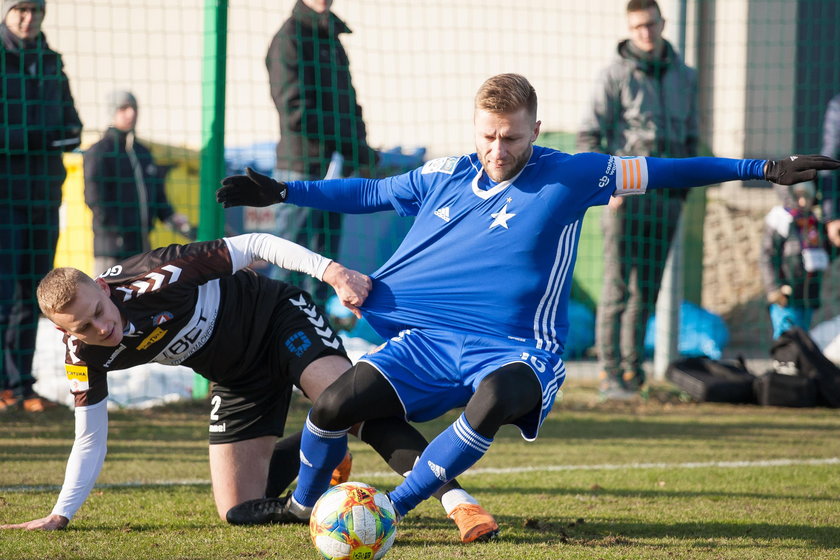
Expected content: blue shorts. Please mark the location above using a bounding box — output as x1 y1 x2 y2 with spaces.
359 328 566 441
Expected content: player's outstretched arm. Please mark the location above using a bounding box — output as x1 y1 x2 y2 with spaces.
225 233 333 280
1 401 111 531
217 167 288 208
322 262 371 319
1 514 69 531
641 154 840 193
764 155 840 185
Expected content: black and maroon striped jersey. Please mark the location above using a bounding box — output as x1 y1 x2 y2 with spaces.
62 239 322 407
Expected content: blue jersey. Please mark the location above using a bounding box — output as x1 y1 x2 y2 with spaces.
286 147 765 354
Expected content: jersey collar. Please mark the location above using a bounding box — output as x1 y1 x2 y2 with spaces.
471 147 532 200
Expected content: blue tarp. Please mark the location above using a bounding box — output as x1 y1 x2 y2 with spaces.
644 301 729 359
565 300 596 358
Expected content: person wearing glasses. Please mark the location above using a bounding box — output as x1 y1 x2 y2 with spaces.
577 0 699 399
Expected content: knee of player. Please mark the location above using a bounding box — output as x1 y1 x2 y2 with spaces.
470 385 515 421
474 365 541 415
310 386 357 430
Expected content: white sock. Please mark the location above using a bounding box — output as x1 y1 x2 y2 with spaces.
290 495 313 519
440 489 479 516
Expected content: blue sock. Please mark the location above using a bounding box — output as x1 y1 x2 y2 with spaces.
293 413 349 507
389 413 492 517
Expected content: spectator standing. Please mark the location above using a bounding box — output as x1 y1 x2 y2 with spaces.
577 0 699 398
266 0 376 305
760 182 836 339
83 90 192 274
0 0 82 412
818 93 840 248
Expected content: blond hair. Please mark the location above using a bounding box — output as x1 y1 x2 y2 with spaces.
474 73 537 118
37 267 96 317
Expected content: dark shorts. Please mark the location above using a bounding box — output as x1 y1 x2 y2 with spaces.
207 287 347 444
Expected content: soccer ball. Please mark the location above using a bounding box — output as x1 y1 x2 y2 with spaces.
310 482 398 560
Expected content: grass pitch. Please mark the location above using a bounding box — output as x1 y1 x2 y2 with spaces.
1 380 839 559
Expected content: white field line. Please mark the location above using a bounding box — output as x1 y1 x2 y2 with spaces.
2 457 837 493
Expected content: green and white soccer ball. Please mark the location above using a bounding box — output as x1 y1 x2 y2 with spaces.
309 482 398 560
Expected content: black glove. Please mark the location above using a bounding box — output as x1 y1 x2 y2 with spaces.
216 167 287 208
764 154 840 185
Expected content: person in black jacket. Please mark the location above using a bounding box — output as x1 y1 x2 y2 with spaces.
84 90 192 274
266 0 377 306
0 0 82 412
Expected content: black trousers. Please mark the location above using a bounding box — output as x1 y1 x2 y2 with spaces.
0 202 60 397
596 192 684 378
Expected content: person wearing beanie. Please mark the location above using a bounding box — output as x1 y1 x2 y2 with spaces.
760 181 835 339
2 0 44 34
83 90 193 274
1 0 82 412
106 90 137 116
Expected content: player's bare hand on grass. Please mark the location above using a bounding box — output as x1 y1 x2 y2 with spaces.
1 514 69 531
323 262 371 318
217 167 287 208
764 155 840 184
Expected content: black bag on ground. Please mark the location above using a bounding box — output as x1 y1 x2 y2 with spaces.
769 327 840 408
665 356 755 403
753 370 818 407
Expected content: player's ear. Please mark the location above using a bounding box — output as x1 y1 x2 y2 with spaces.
94 277 111 295
49 314 69 335
532 120 541 143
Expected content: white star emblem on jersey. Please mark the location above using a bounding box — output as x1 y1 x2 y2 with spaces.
489 203 516 229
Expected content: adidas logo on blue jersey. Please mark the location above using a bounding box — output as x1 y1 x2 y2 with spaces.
434 207 451 222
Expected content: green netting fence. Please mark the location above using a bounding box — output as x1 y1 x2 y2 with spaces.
2 0 839 405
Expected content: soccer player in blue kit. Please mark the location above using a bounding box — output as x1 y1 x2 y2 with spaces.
217 73 840 532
